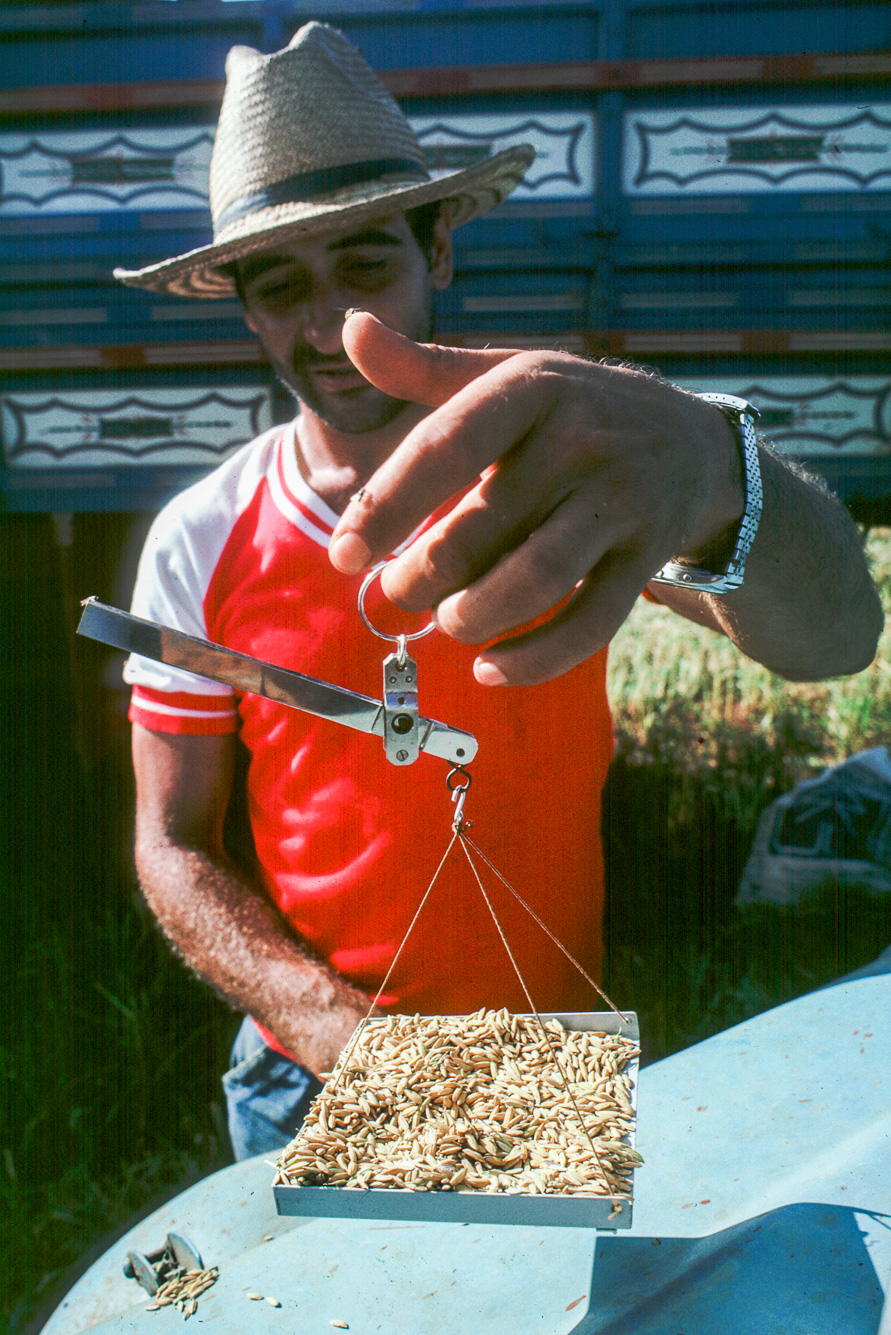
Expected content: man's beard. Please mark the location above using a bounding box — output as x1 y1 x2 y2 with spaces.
274 356 411 434
272 291 435 435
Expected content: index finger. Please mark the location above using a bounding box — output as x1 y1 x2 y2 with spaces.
328 350 548 576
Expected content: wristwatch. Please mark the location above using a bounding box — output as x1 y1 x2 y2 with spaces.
652 392 762 595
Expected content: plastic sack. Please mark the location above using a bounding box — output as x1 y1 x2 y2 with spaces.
736 747 891 909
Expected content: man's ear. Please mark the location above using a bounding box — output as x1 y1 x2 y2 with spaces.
430 211 454 291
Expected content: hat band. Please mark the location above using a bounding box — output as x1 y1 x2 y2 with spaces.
215 158 428 233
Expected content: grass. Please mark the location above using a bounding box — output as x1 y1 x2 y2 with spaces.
3 889 234 1333
601 528 891 1060
607 529 891 784
4 529 890 1333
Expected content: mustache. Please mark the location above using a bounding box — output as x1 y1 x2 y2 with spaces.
291 345 358 374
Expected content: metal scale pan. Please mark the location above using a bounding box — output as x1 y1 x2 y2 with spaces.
274 1010 640 1230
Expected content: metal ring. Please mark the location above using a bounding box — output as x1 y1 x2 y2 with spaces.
357 561 436 644
446 765 473 793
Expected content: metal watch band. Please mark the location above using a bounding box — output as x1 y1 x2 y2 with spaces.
652 393 762 594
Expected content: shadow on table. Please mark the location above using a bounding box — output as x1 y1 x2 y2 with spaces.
575 1203 887 1335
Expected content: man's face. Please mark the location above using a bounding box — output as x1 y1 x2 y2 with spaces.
238 211 452 435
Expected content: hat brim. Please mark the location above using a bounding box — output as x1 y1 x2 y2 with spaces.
114 145 534 298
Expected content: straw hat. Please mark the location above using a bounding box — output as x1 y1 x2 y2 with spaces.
115 22 534 299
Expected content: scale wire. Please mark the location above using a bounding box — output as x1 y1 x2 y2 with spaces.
455 834 609 1173
461 833 628 1023
325 830 459 1091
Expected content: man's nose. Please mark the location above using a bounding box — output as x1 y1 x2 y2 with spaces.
301 289 347 355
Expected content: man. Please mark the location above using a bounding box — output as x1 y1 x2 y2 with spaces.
117 23 882 1159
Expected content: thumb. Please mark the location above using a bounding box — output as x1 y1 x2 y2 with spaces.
342 310 521 408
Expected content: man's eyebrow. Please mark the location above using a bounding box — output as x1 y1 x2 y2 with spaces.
327 228 404 251
238 229 403 289
239 255 294 289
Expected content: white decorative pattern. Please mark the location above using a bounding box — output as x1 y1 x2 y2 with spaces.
1 388 272 468
624 104 891 195
410 112 596 199
0 116 597 215
675 377 891 455
0 128 213 215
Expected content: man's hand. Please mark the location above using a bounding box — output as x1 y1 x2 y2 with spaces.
329 311 743 685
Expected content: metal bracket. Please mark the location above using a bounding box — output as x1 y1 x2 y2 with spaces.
123 1232 203 1296
383 640 420 765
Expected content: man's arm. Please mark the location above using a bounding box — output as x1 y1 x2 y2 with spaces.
328 314 882 685
642 441 881 680
132 724 375 1075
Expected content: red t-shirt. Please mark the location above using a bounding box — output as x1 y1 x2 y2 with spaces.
126 424 614 1055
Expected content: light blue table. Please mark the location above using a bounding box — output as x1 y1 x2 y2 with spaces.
43 964 891 1335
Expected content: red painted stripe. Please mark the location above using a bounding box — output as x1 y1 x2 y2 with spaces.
1 50 886 115
2 330 890 373
0 342 264 371
446 329 891 355
141 341 263 366
388 50 891 92
0 79 224 114
100 345 146 369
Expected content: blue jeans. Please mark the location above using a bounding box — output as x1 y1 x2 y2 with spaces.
222 1016 323 1161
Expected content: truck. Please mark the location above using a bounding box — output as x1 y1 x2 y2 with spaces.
1 0 889 517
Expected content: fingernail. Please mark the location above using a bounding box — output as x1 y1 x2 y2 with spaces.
473 658 508 687
329 531 372 574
